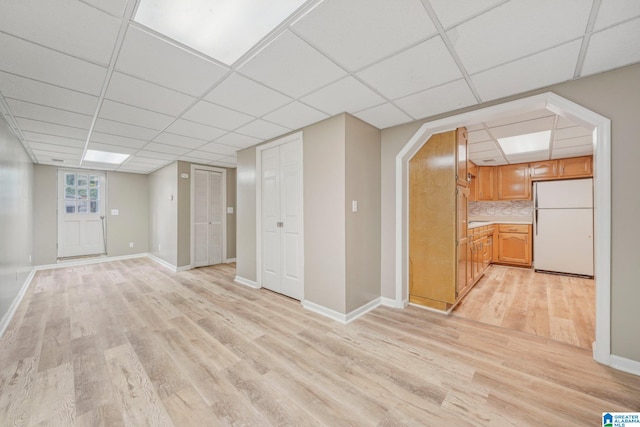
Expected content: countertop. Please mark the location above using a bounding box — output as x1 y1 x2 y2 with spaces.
468 220 532 229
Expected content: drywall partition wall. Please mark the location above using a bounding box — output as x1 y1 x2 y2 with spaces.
177 161 191 268
0 117 33 323
149 162 178 266
33 164 57 265
379 63 640 364
303 115 347 313
236 148 257 282
226 167 237 260
106 171 149 256
345 115 381 313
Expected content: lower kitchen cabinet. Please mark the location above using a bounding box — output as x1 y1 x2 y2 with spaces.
496 224 532 267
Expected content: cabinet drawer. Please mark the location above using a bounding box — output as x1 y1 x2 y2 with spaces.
498 224 529 233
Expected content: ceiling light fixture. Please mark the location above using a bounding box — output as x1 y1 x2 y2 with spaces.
83 150 130 164
133 0 308 65
497 130 551 155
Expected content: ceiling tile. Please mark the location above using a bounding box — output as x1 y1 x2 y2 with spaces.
554 126 592 140
87 142 138 155
204 73 292 117
105 72 195 115
116 26 229 97
90 131 149 149
234 120 290 140
352 103 412 129
152 132 206 149
262 102 329 130
594 0 640 30
16 118 88 140
0 0 120 65
293 0 435 71
215 132 262 149
7 99 93 129
165 119 226 141
488 116 555 139
552 145 593 159
448 0 591 74
429 0 506 28
394 79 477 120
22 131 85 148
553 136 593 149
99 99 174 130
126 156 168 165
93 118 158 140
357 36 462 99
471 148 503 159
197 143 240 156
556 116 581 129
143 142 191 156
238 30 347 98
506 151 549 163
469 141 498 153
0 72 99 115
468 129 492 143
581 17 640 77
211 156 237 167
33 149 81 163
184 151 227 162
301 76 385 115
135 150 177 161
178 156 212 166
28 142 84 155
82 0 128 17
484 109 555 128
0 32 107 95
472 40 582 102
182 100 254 130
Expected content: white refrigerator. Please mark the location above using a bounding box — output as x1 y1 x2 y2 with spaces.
533 178 594 277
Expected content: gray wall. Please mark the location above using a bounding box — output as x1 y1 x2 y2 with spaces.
106 171 149 256
379 63 640 362
33 165 150 264
177 161 191 267
236 148 257 281
0 117 33 323
345 115 381 312
226 168 236 260
148 162 178 266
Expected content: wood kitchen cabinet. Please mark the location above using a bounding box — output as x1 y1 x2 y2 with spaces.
497 163 530 200
456 127 469 187
466 225 494 288
468 162 478 201
530 160 558 179
409 128 468 311
496 224 531 267
530 156 593 181
477 166 496 201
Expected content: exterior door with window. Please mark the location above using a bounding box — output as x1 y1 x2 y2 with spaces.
58 170 106 258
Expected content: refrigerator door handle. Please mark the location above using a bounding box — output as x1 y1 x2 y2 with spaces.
535 209 538 235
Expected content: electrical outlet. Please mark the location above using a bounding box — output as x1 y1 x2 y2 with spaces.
129 242 134 248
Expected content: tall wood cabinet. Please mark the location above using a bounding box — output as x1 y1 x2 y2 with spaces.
409 128 468 311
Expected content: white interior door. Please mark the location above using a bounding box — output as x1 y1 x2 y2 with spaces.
58 170 106 258
261 137 303 300
193 168 224 267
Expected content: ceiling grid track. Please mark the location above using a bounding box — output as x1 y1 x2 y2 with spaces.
573 0 603 78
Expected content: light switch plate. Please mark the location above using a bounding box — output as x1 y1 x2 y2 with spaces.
352 200 358 212
111 209 119 215
181 173 189 179
227 207 234 214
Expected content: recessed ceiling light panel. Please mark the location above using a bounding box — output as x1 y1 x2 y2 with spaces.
84 149 130 164
497 130 551 155
134 0 308 65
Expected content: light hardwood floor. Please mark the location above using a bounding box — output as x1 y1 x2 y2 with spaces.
0 258 637 426
453 265 595 349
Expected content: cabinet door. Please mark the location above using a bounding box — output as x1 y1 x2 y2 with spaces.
497 163 531 200
468 163 478 201
456 127 469 187
466 242 474 286
477 167 496 201
497 232 531 266
530 160 558 180
559 156 592 177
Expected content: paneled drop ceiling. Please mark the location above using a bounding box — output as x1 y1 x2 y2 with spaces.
0 0 639 174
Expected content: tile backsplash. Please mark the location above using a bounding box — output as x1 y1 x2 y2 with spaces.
468 200 532 218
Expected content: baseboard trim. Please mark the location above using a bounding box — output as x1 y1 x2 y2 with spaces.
176 264 192 272
234 275 260 289
35 253 148 271
147 254 180 272
0 268 36 338
609 354 640 377
302 298 382 324
380 297 406 309
408 302 451 315
225 258 237 263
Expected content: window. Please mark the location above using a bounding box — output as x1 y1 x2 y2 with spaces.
64 172 101 214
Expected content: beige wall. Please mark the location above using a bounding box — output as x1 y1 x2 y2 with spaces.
303 115 347 313
380 63 640 362
226 168 236 259
176 161 191 267
148 162 178 266
33 164 57 265
345 115 381 312
0 117 33 322
236 148 257 281
106 171 149 256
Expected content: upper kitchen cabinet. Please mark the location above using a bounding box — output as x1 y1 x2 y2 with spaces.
456 127 469 187
559 156 592 178
530 160 558 179
497 163 530 200
477 166 497 201
468 162 478 201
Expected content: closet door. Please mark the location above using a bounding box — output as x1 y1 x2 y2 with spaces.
193 169 223 267
261 138 303 300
